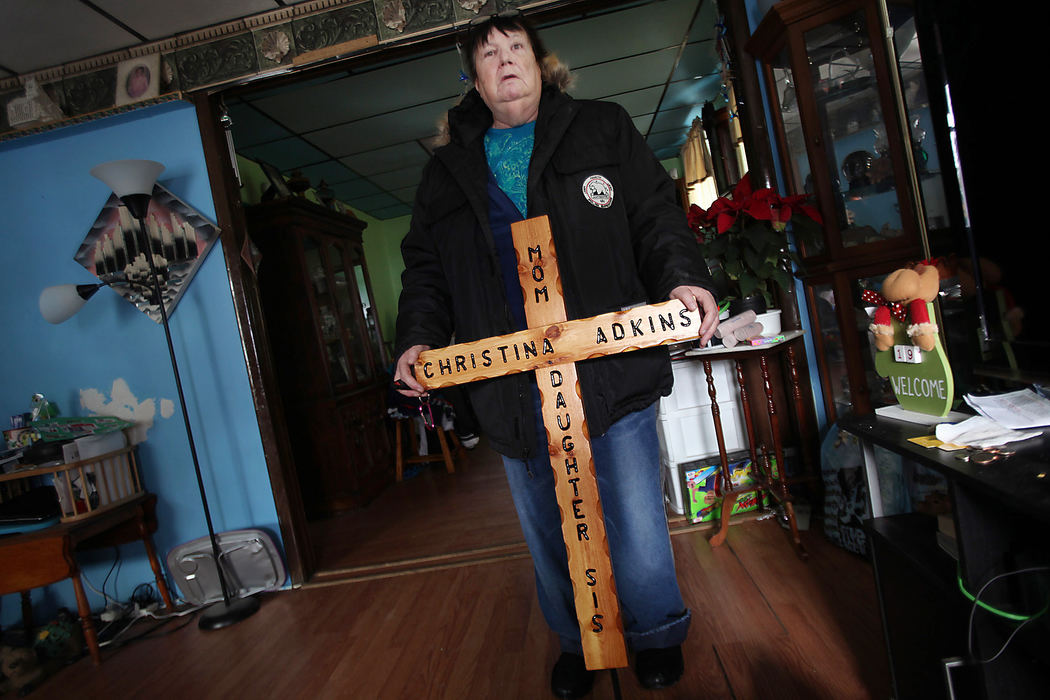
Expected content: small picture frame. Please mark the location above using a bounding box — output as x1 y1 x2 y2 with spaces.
260 161 292 200
115 54 161 106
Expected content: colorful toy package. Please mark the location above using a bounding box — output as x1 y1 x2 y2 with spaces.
681 451 777 523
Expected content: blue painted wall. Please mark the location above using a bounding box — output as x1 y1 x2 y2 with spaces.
0 101 279 627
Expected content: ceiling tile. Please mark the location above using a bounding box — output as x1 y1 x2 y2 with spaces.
0 0 141 74
688 0 722 43
306 97 459 157
602 85 665 119
346 191 401 212
569 49 679 101
369 165 426 191
91 0 280 39
543 0 698 70
671 41 721 83
340 142 432 177
390 185 418 205
239 136 329 172
649 103 700 134
249 51 464 134
662 74 722 111
332 178 382 201
298 160 360 187
227 101 292 147
647 130 689 160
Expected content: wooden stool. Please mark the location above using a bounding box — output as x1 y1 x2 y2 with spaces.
394 417 462 481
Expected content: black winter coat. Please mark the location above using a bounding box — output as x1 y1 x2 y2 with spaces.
395 84 714 459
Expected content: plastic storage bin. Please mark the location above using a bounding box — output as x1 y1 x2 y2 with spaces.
658 357 748 514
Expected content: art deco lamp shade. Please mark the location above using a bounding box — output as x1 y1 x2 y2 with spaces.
90 159 165 219
39 283 102 324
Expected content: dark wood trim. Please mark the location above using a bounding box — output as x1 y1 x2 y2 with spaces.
722 0 777 190
192 92 313 584
802 282 839 423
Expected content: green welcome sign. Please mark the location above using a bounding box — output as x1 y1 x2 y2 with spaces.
873 302 954 416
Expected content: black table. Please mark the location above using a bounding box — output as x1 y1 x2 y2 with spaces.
839 412 1050 700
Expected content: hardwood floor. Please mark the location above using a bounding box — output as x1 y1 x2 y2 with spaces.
24 442 891 699
307 442 528 582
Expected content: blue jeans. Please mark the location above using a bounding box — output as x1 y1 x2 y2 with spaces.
502 390 690 654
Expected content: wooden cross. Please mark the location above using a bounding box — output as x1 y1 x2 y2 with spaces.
413 216 706 670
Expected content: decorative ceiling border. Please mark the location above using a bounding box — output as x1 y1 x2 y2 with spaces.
0 0 558 143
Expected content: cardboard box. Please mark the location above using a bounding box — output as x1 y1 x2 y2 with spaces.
680 452 779 523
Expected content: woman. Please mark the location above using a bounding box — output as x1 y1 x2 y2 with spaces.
394 11 719 699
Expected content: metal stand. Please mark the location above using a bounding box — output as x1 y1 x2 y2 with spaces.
129 200 259 630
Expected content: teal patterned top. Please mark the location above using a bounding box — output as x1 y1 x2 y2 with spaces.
484 121 535 217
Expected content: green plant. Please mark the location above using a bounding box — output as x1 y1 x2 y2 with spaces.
688 173 822 308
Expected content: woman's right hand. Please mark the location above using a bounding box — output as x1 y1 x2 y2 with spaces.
394 344 431 397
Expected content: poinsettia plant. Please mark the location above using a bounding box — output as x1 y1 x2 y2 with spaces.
688 173 823 308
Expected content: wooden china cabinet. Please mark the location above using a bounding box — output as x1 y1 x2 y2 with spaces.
747 0 950 421
245 198 392 518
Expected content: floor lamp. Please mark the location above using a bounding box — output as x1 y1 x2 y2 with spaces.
39 159 259 630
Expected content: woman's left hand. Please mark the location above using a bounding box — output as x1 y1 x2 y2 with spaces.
669 285 720 346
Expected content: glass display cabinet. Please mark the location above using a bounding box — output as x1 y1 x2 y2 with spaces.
748 0 950 419
246 198 392 517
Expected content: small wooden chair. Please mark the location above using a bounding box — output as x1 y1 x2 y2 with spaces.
394 416 462 481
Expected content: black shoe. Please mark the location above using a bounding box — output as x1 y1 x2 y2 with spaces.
550 652 594 699
635 645 684 689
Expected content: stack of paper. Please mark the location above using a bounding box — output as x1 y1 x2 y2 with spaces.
932 389 1050 449
963 389 1050 429
935 416 1042 449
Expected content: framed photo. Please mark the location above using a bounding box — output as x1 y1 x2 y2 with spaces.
260 161 292 200
74 184 220 323
115 54 161 106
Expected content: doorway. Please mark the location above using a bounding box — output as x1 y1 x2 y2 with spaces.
200 0 729 584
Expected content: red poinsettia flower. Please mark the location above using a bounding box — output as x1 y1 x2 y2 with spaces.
741 186 779 223
776 193 824 228
687 203 707 230
687 172 824 308
689 172 822 239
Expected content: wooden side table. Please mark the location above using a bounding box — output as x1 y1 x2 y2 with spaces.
684 330 815 557
0 492 172 665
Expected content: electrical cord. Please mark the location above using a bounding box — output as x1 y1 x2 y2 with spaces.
98 608 198 649
102 545 122 603
957 567 1048 622
81 547 123 611
964 566 1050 665
97 599 209 649
130 582 158 607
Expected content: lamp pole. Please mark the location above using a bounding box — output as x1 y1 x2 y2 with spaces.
92 162 259 630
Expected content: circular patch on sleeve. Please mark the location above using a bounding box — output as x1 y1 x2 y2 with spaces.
582 174 614 209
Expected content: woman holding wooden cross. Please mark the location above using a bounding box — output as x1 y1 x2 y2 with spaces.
394 10 719 698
